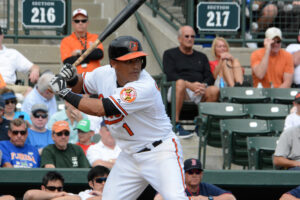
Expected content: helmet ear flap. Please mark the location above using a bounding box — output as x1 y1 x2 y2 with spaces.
141 56 146 69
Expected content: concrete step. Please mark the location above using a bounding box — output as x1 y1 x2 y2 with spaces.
72 0 95 3
88 18 109 34
158 0 174 7
72 3 102 18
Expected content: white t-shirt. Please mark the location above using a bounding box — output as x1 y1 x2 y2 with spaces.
284 112 300 131
82 65 174 153
86 140 121 166
78 189 94 200
286 44 300 84
0 45 33 84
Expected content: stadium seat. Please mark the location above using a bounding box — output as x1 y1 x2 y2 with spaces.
220 119 272 169
263 88 300 104
244 103 289 119
196 102 248 168
247 136 279 170
268 119 285 136
220 87 270 103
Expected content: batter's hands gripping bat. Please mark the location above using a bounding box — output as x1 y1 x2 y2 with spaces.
73 0 146 67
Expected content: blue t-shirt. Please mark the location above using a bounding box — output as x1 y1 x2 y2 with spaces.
185 182 231 197
26 128 54 150
3 111 32 124
0 140 40 168
289 186 300 198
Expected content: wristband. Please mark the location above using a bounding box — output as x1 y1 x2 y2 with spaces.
62 90 82 109
67 75 79 87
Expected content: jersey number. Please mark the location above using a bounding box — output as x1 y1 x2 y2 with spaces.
122 123 134 136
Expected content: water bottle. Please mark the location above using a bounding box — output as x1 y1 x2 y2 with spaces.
219 77 225 88
270 82 274 88
257 82 263 88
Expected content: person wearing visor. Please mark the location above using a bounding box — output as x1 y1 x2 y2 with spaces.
23 171 80 200
50 36 190 199
60 8 104 74
41 120 90 168
251 27 294 88
78 166 110 200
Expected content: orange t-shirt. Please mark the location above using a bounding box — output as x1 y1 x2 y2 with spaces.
60 32 104 74
250 48 294 88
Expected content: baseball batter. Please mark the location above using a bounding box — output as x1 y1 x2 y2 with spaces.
50 36 189 200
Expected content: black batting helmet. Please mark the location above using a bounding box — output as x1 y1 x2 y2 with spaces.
108 36 147 69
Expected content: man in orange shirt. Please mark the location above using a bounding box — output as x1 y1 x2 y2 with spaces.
250 27 294 88
60 8 104 74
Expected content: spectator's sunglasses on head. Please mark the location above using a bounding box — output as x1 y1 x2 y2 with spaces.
73 19 88 24
95 177 107 183
184 35 195 39
11 130 27 136
5 99 17 105
187 169 202 175
55 131 70 137
33 112 48 119
45 186 63 192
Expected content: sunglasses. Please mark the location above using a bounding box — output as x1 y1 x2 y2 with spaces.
95 177 107 183
5 99 17 105
273 40 281 44
45 186 63 192
11 130 27 136
73 19 88 24
187 169 202 175
33 113 48 119
55 131 70 137
184 35 195 39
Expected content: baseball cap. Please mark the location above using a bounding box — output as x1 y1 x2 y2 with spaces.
52 121 70 133
265 27 282 40
0 96 4 109
72 8 88 18
76 119 91 133
1 92 16 100
184 158 203 172
294 92 300 103
31 103 48 114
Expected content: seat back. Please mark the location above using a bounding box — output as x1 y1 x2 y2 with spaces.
268 119 285 136
220 87 270 103
263 88 300 104
247 136 279 170
220 119 272 169
244 103 289 119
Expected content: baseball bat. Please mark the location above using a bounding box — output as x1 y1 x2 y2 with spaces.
73 0 146 66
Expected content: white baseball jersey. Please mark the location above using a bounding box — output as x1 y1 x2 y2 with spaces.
83 65 174 153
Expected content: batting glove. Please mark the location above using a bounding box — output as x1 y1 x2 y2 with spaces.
59 63 77 82
49 75 70 97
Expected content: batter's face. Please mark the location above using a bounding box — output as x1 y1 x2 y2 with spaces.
185 169 203 187
111 57 142 86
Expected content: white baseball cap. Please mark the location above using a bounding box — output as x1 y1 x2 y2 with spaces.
265 27 282 40
73 8 88 18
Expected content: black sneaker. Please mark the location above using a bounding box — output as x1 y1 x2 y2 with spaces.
175 123 193 139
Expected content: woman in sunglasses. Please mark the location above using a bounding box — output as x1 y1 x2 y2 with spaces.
0 88 31 124
210 37 244 88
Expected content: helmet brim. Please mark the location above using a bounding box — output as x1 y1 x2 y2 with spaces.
115 51 148 61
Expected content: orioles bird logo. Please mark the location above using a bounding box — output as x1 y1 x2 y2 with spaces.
129 41 138 51
120 87 137 103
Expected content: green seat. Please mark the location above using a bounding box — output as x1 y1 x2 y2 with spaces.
220 119 272 169
220 87 270 103
196 102 248 168
268 119 285 136
263 88 300 104
244 103 289 119
247 136 279 170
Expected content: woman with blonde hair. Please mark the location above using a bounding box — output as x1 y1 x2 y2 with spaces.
210 37 244 87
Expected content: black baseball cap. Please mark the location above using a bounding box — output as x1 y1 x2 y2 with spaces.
184 158 203 172
294 92 300 103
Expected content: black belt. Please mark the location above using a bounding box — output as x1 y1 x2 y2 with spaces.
137 140 162 153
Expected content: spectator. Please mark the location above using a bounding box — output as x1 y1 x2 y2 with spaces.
78 165 110 200
21 72 57 117
0 26 40 95
75 119 95 155
184 158 236 200
284 92 300 131
0 118 40 168
250 27 294 88
0 88 31 124
286 29 300 88
60 8 104 74
86 121 121 169
41 120 90 168
273 124 300 170
162 25 219 137
210 37 244 87
27 103 54 155
47 100 87 144
0 95 10 141
280 185 300 200
23 171 80 200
